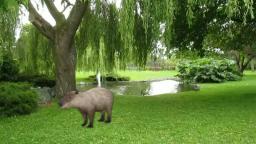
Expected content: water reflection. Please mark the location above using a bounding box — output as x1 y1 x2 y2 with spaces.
77 80 198 96
147 80 179 96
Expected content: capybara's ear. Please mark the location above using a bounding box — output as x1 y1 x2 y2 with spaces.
75 90 79 94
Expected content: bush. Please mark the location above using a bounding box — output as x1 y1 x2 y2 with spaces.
105 74 130 81
86 74 130 82
177 58 241 83
0 54 19 81
0 82 38 117
16 74 55 88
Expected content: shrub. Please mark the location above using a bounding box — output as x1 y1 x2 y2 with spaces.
0 54 19 81
105 74 130 81
86 74 130 82
177 58 241 83
0 82 38 117
16 74 55 88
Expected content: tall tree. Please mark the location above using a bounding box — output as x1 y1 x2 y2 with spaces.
26 0 89 97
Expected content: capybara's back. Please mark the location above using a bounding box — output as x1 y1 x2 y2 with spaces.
84 87 113 112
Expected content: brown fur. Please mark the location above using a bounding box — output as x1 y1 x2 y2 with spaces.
60 87 113 128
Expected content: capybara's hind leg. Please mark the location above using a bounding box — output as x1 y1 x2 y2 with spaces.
87 112 95 128
98 112 105 122
105 109 112 123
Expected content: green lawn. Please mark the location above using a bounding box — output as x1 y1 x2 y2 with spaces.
1 72 256 143
117 70 177 81
76 70 177 82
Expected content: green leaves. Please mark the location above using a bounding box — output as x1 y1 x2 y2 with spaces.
177 58 241 83
0 0 19 10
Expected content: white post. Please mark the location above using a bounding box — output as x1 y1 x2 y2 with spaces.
96 71 101 87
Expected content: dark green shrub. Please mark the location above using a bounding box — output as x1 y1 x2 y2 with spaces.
104 74 130 82
0 55 19 81
16 74 55 88
177 58 241 83
86 74 130 82
0 82 38 117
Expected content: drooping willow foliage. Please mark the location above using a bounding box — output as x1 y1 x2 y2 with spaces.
68 0 256 72
76 0 177 72
76 1 120 72
0 6 18 62
119 0 176 67
15 24 54 76
2 0 256 75
187 0 255 23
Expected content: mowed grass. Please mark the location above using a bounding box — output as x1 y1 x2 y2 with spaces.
76 70 177 82
1 72 256 143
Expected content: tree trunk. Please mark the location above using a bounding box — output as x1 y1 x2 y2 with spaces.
236 56 254 74
54 32 76 98
251 60 255 71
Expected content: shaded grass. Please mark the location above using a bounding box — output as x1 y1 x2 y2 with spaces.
1 72 256 143
76 70 177 82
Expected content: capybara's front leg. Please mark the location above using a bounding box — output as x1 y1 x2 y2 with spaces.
87 112 95 128
98 112 105 122
81 112 88 127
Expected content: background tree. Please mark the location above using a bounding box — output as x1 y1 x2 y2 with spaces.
165 0 225 57
204 0 256 73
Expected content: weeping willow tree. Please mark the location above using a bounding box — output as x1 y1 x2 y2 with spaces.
15 24 54 76
3 0 254 97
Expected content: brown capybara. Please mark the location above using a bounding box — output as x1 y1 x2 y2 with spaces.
59 87 114 128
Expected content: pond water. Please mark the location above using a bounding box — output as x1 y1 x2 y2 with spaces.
77 79 199 96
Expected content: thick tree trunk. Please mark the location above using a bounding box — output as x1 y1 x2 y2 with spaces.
28 0 88 98
54 32 76 98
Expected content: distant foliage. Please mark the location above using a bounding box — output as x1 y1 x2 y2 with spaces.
0 82 38 117
177 58 241 83
0 54 19 81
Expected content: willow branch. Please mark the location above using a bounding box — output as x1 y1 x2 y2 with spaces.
44 0 65 23
67 0 89 39
28 0 55 41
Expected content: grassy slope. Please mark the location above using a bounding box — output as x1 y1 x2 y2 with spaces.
76 70 177 82
1 72 256 143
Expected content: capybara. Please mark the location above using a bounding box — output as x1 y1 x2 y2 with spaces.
59 87 114 128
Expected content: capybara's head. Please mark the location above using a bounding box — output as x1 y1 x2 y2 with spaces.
59 90 78 108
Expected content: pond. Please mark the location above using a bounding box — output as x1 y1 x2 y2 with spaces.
77 79 199 96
